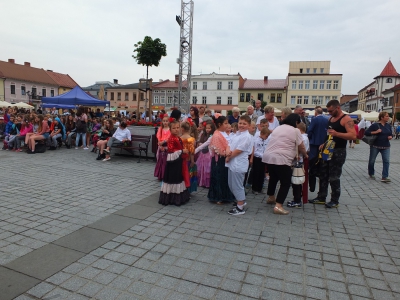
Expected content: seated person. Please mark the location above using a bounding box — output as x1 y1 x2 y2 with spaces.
27 115 50 154
49 118 64 150
0 116 5 139
96 119 115 159
102 121 131 162
7 115 22 150
25 116 39 148
14 117 33 152
65 114 76 148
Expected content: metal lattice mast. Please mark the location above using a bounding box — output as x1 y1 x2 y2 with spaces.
176 0 194 114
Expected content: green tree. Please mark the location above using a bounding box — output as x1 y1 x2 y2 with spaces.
133 36 167 119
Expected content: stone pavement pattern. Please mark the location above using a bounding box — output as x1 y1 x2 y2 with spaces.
0 141 399 299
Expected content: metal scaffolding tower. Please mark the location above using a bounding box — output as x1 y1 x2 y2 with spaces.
176 0 194 114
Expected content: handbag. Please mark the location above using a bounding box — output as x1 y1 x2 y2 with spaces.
362 124 381 146
291 138 305 185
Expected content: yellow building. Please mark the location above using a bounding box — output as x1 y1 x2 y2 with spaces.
106 83 150 114
287 61 342 108
238 76 287 110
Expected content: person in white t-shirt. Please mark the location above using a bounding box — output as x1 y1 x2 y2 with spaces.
256 105 280 132
103 122 131 161
226 115 254 216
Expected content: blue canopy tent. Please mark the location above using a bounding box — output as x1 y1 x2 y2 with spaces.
41 103 76 109
41 86 110 106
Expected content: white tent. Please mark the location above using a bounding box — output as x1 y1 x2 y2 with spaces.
363 111 380 121
0 101 11 107
350 109 366 116
10 102 34 109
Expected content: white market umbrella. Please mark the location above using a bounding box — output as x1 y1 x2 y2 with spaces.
10 102 34 109
0 101 11 107
363 111 380 121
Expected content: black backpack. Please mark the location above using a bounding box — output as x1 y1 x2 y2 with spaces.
76 117 86 132
35 142 47 153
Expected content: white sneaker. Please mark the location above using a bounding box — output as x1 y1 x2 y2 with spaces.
83 147 89 150
75 147 78 149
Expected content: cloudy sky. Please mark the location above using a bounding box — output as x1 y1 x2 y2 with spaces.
1 0 399 94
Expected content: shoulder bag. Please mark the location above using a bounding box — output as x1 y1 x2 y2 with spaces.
291 133 305 185
362 124 380 146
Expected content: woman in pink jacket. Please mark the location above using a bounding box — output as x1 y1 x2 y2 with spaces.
14 117 33 152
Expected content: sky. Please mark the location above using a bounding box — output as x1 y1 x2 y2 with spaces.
1 0 399 95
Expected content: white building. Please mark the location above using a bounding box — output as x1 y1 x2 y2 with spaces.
190 72 243 111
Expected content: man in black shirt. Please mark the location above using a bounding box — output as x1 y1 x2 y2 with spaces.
309 100 356 208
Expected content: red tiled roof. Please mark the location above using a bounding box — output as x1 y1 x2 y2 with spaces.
45 70 78 89
242 79 286 90
152 79 187 88
0 60 57 85
0 70 4 78
340 94 357 104
376 60 399 77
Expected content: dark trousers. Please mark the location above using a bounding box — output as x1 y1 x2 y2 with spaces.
266 164 292 204
251 156 265 192
292 184 302 203
317 148 346 203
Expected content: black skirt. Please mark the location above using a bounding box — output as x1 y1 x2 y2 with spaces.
207 156 235 203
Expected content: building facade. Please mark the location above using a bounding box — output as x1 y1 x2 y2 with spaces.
0 59 59 107
358 60 400 112
45 70 78 95
286 61 342 109
152 76 184 112
190 73 244 111
106 83 150 114
239 76 286 110
82 80 121 101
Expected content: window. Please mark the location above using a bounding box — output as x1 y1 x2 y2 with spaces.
240 93 245 102
193 82 197 90
320 80 325 89
306 68 310 74
319 96 324 104
160 96 165 103
291 96 296 105
167 97 172 104
154 90 159 93
304 96 309 104
313 80 318 89
297 96 302 104
325 96 330 104
203 82 207 90
326 80 332 89
154 96 159 104
305 80 310 89
42 88 46 97
117 92 121 100
292 80 297 89
192 96 197 104
258 93 263 101
10 84 15 95
217 96 221 104
21 85 26 95
313 68 317 74
386 78 393 83
228 81 233 89
202 96 207 104
50 89 54 97
228 97 232 105
300 68 303 73
110 92 114 100
320 68 324 73
32 87 37 96
125 92 129 101
277 93 282 103
270 93 276 103
245 93 251 102
167 90 172 93
217 81 222 90
312 96 317 105
140 93 144 100
333 80 339 89
298 80 303 89
332 96 338 101
133 93 137 101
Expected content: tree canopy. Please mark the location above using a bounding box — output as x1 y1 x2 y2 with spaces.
132 36 167 67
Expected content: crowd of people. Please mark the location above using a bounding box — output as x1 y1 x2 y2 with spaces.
1 100 394 214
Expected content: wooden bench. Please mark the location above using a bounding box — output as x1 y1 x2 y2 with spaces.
112 134 151 163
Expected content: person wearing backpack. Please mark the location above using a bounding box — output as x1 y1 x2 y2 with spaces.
75 107 88 150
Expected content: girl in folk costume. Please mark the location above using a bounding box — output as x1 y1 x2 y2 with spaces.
195 121 216 187
159 120 190 206
154 115 171 180
181 119 198 193
207 116 235 204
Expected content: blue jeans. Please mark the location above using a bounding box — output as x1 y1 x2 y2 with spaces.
368 146 390 178
75 132 86 147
